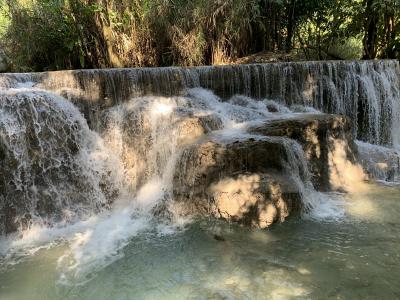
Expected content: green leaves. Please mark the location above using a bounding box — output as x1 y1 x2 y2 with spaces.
1 0 399 71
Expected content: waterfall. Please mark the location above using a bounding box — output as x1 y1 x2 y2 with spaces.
2 60 398 146
1 61 399 282
1 61 399 233
0 82 350 233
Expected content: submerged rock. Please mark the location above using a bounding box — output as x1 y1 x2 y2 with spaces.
173 138 304 228
213 234 225 242
248 114 364 191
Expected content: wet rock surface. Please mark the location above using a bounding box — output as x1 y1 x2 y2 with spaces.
0 91 120 234
173 138 304 228
0 83 381 233
248 114 360 191
99 102 223 191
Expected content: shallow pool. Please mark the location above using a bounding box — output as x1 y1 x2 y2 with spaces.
1 183 400 300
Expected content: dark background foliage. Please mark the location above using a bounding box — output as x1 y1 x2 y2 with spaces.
0 0 399 71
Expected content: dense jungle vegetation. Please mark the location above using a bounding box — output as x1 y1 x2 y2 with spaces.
0 0 399 71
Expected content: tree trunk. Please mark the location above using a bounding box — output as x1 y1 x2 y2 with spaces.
382 6 395 58
285 0 296 53
362 0 378 59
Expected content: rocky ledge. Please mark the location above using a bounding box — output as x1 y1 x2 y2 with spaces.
173 113 365 227
248 114 361 191
173 137 304 228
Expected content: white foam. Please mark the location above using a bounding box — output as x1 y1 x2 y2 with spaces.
57 208 149 285
1 84 395 283
303 190 346 222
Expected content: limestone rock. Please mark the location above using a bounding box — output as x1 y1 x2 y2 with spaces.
99 104 223 190
209 173 301 228
176 113 223 146
248 113 364 191
173 137 304 228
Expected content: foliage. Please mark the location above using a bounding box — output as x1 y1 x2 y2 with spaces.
0 0 399 71
0 1 9 38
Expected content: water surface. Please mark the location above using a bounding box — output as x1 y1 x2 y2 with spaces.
1 183 400 300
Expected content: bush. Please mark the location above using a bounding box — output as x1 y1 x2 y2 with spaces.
1 0 398 71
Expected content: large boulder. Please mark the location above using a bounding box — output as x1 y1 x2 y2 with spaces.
248 114 365 191
173 137 304 228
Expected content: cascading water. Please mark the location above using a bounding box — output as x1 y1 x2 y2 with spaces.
0 89 128 234
2 61 398 146
0 83 343 253
1 61 400 299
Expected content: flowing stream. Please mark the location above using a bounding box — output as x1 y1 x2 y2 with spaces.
0 61 399 299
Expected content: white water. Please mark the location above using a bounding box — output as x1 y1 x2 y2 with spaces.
0 89 130 231
0 83 396 286
356 140 400 182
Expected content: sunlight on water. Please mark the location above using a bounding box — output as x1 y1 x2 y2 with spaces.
1 61 400 299
0 183 399 299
